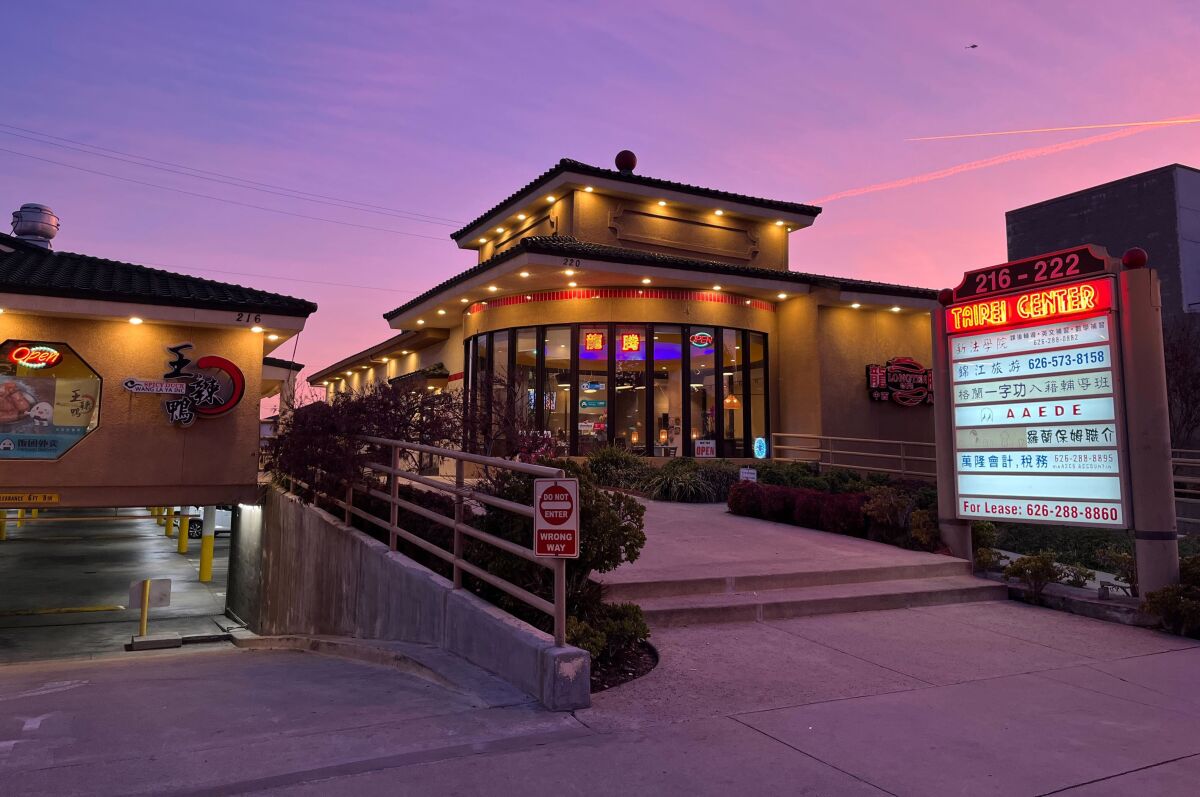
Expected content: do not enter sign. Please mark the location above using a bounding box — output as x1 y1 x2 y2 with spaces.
534 478 579 558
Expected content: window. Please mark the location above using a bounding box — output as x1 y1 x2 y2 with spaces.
722 328 745 457
652 326 684 457
542 326 571 455
748 332 768 457
688 326 716 455
514 328 537 436
614 325 646 453
577 325 609 454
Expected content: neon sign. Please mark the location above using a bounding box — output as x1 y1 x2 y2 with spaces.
7 344 62 370
689 332 713 347
946 278 1112 334
620 333 641 353
583 332 605 352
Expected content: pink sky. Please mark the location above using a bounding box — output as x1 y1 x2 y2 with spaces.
3 1 1199 405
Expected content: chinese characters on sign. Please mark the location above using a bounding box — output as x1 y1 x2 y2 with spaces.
866 357 933 406
124 343 246 427
583 332 605 352
948 278 1127 528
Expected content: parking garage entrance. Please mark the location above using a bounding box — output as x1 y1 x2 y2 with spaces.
0 506 236 662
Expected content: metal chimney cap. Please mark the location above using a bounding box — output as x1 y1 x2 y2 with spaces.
11 203 59 249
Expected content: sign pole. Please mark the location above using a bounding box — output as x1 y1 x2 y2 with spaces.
1118 265 1179 593
932 305 972 559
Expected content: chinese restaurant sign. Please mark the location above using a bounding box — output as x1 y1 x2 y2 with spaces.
0 340 101 460
945 253 1128 528
866 357 933 406
124 343 245 427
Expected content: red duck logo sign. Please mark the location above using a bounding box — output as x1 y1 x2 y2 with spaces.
866 357 933 407
123 343 245 427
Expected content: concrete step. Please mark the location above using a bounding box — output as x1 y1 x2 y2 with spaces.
637 575 1008 627
604 559 972 601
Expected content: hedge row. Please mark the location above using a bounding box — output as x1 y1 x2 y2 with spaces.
727 481 868 536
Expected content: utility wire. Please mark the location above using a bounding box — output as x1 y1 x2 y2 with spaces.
0 127 459 227
135 259 423 295
0 121 462 225
0 145 449 241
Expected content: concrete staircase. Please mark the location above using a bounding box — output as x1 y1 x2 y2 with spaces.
606 559 1006 627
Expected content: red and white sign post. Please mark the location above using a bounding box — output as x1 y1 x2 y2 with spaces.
534 478 580 558
933 245 1180 593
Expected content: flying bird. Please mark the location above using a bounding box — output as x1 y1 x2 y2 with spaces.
966 44 978 49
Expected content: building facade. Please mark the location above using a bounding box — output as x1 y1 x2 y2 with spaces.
310 155 939 458
0 206 315 507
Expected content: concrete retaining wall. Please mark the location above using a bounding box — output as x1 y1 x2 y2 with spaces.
230 487 590 710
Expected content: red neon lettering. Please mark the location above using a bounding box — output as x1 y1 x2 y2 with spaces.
946 278 1112 333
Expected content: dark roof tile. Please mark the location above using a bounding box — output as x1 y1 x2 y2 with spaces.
450 158 821 241
0 233 317 316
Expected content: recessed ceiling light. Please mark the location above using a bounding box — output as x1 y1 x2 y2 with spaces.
267 334 280 341
525 294 533 300
495 227 505 233
641 278 652 284
517 213 526 220
488 285 498 292
478 238 487 244
546 195 556 202
519 271 530 278
401 350 409 355
460 297 469 303
637 289 644 295
786 227 793 232
657 200 667 206
381 357 389 362
744 299 751 305
129 317 143 325
322 381 328 386
850 303 862 309
437 309 446 315
777 293 787 299
891 306 902 312
584 186 594 192
714 209 724 216
568 281 577 288
564 269 575 276
712 285 722 291
345 371 353 376
775 220 784 226
251 326 264 333
417 319 425 325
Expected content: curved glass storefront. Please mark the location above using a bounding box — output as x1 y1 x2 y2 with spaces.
466 323 769 458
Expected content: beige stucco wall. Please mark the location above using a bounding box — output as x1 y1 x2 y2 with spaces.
565 191 789 269
814 306 935 443
326 328 464 398
773 295 823 438
0 312 265 507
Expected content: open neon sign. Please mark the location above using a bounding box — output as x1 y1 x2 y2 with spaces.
7 344 62 370
946 278 1113 334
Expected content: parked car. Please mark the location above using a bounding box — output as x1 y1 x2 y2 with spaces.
186 505 234 539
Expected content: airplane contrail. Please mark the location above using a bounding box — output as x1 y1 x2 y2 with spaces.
811 126 1146 204
907 115 1200 141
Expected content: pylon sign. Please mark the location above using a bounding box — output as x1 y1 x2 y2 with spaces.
940 246 1131 528
534 478 579 558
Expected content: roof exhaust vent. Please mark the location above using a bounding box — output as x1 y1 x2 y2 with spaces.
11 203 59 250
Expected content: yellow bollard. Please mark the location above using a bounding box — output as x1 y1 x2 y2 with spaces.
198 506 215 581
164 506 175 537
0 513 6 541
139 579 151 637
155 506 165 526
30 508 38 519
177 509 188 555
17 508 25 528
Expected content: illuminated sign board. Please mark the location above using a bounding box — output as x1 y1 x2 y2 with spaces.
946 271 1127 529
946 278 1112 334
583 332 605 352
689 332 713 348
7 344 63 370
866 357 933 406
620 333 642 353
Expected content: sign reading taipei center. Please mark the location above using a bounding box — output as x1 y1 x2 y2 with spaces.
945 251 1129 529
534 478 580 558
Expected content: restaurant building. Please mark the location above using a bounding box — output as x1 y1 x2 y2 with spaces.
309 154 939 458
0 204 316 507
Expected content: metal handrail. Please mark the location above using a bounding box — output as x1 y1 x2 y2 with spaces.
771 432 936 480
278 436 569 646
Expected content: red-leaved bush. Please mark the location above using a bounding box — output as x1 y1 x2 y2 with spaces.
728 481 867 537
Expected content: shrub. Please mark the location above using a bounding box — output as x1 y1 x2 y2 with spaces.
586 446 653 491
755 461 819 487
1180 554 1200 588
1060 563 1096 589
971 520 999 551
761 484 799 523
1142 584 1200 638
567 617 608 659
893 478 939 511
1096 546 1138 597
791 489 824 529
819 492 868 536
975 546 1007 573
695 459 742 501
823 468 868 494
908 508 940 552
1004 551 1062 603
727 480 763 517
588 602 651 662
646 460 719 503
862 486 914 530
